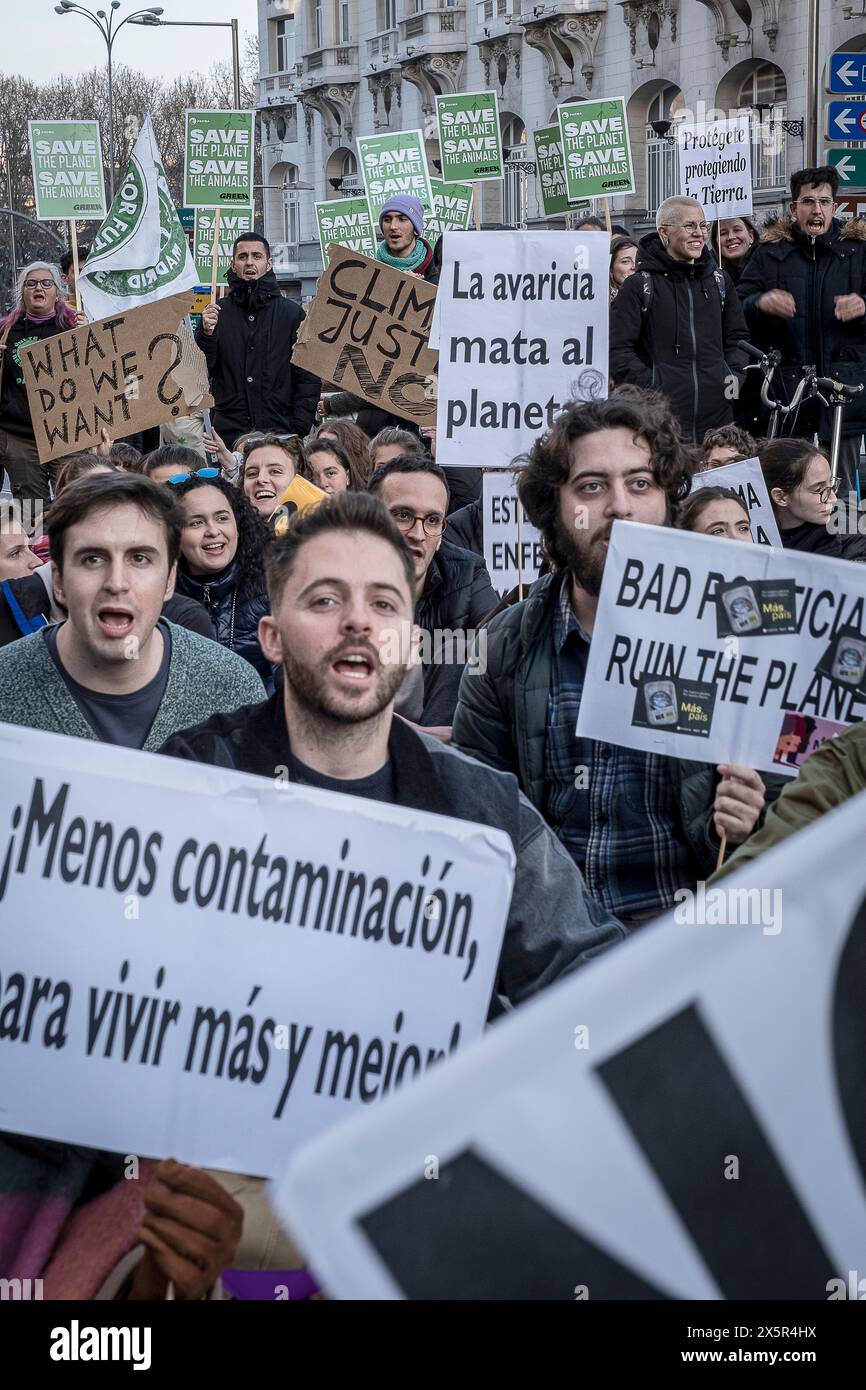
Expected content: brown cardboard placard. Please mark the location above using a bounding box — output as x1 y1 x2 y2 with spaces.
292 246 438 426
20 292 213 463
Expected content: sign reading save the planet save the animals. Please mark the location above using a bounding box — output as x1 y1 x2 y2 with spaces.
28 120 107 221
557 97 635 201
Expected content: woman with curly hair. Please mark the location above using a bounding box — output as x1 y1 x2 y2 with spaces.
312 417 374 483
170 473 274 687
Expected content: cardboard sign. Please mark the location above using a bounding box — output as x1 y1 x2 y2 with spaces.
676 117 753 220
429 179 473 238
532 125 572 218
435 91 503 184
193 208 254 285
436 231 609 469
274 787 866 1298
28 119 106 222
575 521 866 776
689 457 782 548
0 723 514 1180
315 197 377 264
558 96 635 202
357 130 434 225
20 292 212 464
291 246 437 426
482 473 544 596
183 109 256 208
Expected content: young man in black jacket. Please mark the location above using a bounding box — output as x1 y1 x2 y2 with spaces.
195 233 320 448
609 197 749 443
159 492 625 1006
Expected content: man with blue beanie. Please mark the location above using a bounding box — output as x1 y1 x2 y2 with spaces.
375 195 437 281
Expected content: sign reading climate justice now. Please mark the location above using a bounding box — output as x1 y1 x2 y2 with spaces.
676 116 753 220
558 96 635 202
193 208 254 285
274 789 866 1299
482 473 543 597
689 457 782 548
436 231 609 470
0 724 513 1180
575 521 866 778
315 197 377 263
533 124 572 218
183 109 256 208
357 130 434 224
28 120 107 222
435 91 503 184
292 246 437 427
429 179 473 237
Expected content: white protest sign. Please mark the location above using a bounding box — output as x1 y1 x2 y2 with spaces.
575 521 866 778
689 458 782 548
0 724 513 1179
274 790 866 1299
436 231 609 469
676 116 753 220
482 472 543 596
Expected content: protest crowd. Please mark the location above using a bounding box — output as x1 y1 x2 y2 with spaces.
2 95 866 1314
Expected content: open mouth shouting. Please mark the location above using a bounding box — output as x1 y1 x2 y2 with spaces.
331 644 379 686
96 604 135 639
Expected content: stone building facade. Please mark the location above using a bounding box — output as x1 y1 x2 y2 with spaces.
255 0 863 299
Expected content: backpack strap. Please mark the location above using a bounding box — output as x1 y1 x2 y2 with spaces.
1 578 50 637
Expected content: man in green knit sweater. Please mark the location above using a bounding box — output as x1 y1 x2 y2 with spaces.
0 472 265 749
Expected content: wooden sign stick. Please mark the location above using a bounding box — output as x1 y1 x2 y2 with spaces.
210 208 222 304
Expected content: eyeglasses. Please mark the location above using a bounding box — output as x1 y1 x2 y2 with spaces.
388 506 445 537
166 468 221 486
23 278 55 290
672 221 710 235
796 197 834 210
813 484 836 504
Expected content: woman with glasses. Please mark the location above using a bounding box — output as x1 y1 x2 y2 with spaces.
170 473 275 687
0 262 83 506
306 437 364 496
240 433 306 522
760 438 866 561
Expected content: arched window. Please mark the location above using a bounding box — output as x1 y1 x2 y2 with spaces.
736 64 787 191
645 86 682 215
501 114 527 228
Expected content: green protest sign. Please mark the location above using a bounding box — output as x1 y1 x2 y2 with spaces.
532 125 572 217
356 130 434 224
315 197 377 263
183 109 255 208
429 178 473 237
28 120 107 222
557 96 635 201
435 91 503 183
193 208 254 285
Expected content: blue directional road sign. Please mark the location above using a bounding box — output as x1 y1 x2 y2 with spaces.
827 102 866 141
830 54 866 94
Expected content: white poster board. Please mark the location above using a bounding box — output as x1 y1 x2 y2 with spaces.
435 231 609 469
676 117 753 221
274 787 866 1298
689 457 782 548
0 724 514 1179
482 472 544 596
575 521 866 777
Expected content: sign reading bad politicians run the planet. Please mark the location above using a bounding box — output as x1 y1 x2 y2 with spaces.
575 521 866 777
356 130 434 224
183 109 256 208
435 91 503 184
557 96 635 202
28 119 107 221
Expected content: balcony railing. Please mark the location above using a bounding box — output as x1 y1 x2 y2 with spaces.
367 27 398 65
259 71 301 106
398 6 467 46
302 44 359 81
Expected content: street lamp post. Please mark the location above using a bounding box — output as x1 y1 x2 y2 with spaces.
54 2 165 201
129 14 242 110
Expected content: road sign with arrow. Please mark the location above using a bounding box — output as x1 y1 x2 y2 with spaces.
830 54 866 94
827 102 866 141
827 148 866 186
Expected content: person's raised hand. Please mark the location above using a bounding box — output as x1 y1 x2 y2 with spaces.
128 1159 243 1301
835 293 866 323
201 303 221 336
756 289 796 319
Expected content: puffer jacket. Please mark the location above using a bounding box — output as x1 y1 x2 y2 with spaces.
415 539 498 727
737 215 866 437
609 233 749 442
194 269 320 447
446 497 483 556
452 572 783 879
176 561 272 689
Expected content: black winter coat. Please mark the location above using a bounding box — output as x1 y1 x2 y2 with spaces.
415 539 499 727
176 561 272 688
779 518 866 562
446 497 483 556
737 216 866 438
194 269 320 446
609 233 749 443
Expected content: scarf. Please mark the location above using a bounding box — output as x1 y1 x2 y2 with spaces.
375 237 429 272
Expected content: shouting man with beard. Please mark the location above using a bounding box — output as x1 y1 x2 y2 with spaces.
453 387 769 929
160 491 625 1004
